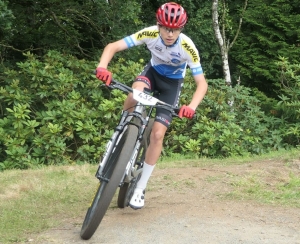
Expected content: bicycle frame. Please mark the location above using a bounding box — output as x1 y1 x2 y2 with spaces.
95 80 179 185
95 89 155 184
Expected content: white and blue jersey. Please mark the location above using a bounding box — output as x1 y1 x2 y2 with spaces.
123 26 203 79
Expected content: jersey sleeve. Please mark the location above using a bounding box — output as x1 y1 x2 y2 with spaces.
180 36 204 76
123 26 159 48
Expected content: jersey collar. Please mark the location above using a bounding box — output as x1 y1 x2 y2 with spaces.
159 35 180 48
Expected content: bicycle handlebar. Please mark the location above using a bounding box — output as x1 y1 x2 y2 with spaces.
108 77 181 118
93 70 197 118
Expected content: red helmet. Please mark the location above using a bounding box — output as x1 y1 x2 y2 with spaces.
156 2 188 28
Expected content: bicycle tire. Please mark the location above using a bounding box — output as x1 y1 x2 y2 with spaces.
117 118 154 208
80 125 139 240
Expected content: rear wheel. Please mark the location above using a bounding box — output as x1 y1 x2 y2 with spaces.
117 119 154 208
80 126 139 240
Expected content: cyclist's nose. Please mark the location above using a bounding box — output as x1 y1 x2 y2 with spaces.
167 31 174 36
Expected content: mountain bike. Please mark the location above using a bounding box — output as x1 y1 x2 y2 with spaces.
80 76 180 240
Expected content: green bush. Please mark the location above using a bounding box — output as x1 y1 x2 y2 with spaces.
164 76 288 158
0 51 299 170
275 57 300 146
0 51 147 170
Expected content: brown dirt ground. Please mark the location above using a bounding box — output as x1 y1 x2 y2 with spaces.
34 159 300 244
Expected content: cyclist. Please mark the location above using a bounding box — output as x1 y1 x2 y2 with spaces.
95 2 208 209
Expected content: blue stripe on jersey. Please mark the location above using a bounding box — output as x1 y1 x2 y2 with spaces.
152 63 187 79
124 37 135 48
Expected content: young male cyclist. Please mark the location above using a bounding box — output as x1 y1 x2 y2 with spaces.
95 2 208 209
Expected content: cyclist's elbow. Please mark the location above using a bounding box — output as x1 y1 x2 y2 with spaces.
106 39 128 53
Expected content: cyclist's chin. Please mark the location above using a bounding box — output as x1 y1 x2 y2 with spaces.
164 38 175 45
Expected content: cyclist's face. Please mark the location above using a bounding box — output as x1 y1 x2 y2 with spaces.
158 24 183 45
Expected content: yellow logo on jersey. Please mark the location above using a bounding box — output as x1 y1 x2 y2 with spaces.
182 42 199 62
136 31 159 40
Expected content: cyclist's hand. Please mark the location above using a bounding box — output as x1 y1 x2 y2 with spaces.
178 105 195 119
95 67 112 86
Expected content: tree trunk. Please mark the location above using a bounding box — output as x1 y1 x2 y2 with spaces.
212 0 231 86
212 0 248 86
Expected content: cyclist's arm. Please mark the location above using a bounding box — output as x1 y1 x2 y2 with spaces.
97 39 128 68
188 73 208 110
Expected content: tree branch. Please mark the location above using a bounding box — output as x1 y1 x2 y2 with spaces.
229 0 248 49
0 43 42 53
50 11 90 57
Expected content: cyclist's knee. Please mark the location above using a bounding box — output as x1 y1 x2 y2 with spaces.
150 125 167 143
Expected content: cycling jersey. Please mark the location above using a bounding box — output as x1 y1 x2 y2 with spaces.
123 26 203 79
136 62 183 127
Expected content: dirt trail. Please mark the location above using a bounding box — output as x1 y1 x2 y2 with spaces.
35 160 300 244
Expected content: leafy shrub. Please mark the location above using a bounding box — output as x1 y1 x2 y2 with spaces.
0 51 299 170
275 57 300 146
0 51 147 170
164 76 288 158
1 51 116 169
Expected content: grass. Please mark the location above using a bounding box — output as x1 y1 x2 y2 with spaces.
226 171 300 207
0 164 97 243
0 149 299 243
159 148 300 168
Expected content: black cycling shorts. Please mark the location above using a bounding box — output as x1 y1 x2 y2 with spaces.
134 62 183 127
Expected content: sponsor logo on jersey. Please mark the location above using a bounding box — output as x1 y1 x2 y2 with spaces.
154 55 171 64
155 45 163 51
170 52 181 58
136 31 159 40
181 42 199 62
171 58 180 64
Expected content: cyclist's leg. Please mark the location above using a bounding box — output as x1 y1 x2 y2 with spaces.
145 70 183 166
123 62 154 111
144 122 168 165
129 121 167 209
130 70 183 209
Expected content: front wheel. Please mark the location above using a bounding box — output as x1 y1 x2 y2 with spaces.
80 125 139 240
117 119 154 208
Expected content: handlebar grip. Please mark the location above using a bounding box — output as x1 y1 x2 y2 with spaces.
174 107 196 119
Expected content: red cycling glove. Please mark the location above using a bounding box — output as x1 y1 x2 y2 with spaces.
178 105 195 119
95 67 112 86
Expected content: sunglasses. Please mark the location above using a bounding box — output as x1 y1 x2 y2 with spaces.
159 25 183 34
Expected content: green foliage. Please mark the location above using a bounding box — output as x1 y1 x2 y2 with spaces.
0 51 110 169
1 0 300 100
0 52 299 170
1 0 143 63
230 0 300 94
164 74 289 158
0 0 14 38
182 0 222 78
275 57 300 145
0 51 147 170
